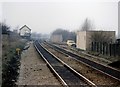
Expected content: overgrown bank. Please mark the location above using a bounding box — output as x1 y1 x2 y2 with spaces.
2 34 27 87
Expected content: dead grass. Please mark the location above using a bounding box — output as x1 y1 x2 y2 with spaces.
2 34 27 86
2 35 27 64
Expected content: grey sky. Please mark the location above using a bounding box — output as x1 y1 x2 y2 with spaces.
2 1 119 35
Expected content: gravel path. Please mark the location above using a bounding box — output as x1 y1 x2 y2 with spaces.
17 42 61 86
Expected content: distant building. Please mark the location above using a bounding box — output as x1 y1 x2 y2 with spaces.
76 31 115 50
19 25 31 39
50 34 63 43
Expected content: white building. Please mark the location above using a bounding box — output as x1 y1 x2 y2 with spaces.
19 25 31 39
77 31 115 50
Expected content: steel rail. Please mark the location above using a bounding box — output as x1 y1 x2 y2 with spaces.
45 42 120 81
40 43 97 86
34 41 96 87
34 41 68 87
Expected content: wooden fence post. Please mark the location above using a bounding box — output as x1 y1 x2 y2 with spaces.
103 42 105 55
109 44 112 56
96 42 99 52
118 44 120 56
100 42 101 53
114 44 116 57
91 42 93 51
106 43 108 55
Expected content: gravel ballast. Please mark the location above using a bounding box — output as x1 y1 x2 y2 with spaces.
17 42 61 86
43 44 120 86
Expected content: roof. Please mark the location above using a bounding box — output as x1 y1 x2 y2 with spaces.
19 25 31 31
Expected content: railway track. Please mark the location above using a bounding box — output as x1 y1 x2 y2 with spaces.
34 41 96 87
44 41 120 81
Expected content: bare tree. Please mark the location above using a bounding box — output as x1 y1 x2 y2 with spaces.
1 22 10 34
51 29 76 42
81 18 93 31
90 31 114 43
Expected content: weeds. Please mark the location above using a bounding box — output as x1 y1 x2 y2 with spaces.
2 41 26 87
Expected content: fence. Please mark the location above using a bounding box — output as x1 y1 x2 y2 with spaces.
91 42 120 57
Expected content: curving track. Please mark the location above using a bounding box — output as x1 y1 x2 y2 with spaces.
34 41 96 87
44 41 120 81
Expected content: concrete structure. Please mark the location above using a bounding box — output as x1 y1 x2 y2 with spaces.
19 25 31 39
50 34 63 43
77 31 115 50
118 1 120 38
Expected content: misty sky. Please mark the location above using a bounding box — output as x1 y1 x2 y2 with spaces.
1 1 119 35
